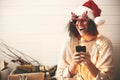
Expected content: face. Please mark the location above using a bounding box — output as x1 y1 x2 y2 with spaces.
75 17 88 36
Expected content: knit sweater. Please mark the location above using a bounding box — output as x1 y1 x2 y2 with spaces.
56 35 113 80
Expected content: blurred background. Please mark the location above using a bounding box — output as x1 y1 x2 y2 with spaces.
0 0 120 80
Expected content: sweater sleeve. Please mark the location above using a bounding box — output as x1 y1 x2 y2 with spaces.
55 37 71 78
55 36 78 79
55 49 78 80
95 37 114 80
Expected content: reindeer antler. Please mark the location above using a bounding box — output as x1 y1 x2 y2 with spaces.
71 11 88 25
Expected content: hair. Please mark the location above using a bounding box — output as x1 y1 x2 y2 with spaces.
67 19 98 38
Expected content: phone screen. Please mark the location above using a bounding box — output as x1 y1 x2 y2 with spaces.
76 46 86 52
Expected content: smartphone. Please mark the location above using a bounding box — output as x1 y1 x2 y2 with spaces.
76 46 86 52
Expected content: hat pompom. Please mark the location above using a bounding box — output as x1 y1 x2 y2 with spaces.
94 17 105 26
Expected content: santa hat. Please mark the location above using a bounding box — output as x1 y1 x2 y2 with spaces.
74 0 105 26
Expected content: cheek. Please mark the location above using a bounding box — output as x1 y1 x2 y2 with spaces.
75 24 80 31
76 23 81 29
75 24 82 34
75 23 79 29
83 21 87 25
83 21 88 28
76 24 78 27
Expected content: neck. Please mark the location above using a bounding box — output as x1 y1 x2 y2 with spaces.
81 35 97 42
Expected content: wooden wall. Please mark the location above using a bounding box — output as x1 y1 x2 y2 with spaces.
0 0 120 80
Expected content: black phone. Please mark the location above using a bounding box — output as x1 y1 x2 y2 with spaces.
76 46 86 52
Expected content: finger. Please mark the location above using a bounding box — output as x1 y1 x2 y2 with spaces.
73 56 82 63
73 54 86 60
73 52 80 56
79 52 90 57
80 55 86 58
80 57 86 61
80 55 90 61
73 59 83 63
73 56 81 60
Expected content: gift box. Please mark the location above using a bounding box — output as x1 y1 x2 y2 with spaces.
8 72 45 80
8 64 57 80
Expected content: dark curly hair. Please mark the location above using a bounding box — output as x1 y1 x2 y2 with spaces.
67 19 98 38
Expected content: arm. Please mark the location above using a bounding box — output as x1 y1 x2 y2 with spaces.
55 49 72 78
95 37 113 80
56 37 78 78
76 36 113 80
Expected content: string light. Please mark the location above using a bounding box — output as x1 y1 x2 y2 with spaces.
80 37 84 46
96 34 101 46
77 35 101 79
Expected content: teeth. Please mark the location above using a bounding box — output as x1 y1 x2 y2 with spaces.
80 28 86 31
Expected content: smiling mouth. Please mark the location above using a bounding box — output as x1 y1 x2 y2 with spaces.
80 28 86 31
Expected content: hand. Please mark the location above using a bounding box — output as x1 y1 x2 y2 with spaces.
72 52 99 77
67 52 81 76
72 52 91 65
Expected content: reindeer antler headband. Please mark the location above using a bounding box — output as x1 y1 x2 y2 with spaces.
71 11 89 25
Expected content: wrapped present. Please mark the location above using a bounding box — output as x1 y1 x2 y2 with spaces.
8 64 57 80
0 68 10 80
8 72 45 80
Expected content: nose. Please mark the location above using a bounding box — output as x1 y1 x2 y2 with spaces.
76 21 84 27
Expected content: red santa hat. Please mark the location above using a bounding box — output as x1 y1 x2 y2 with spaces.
74 0 105 26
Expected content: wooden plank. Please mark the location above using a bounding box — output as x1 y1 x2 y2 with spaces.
97 0 120 6
112 44 120 80
103 16 120 25
101 6 120 15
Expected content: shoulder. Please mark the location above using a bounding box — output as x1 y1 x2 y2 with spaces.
96 35 113 49
64 34 78 46
98 35 112 44
60 34 78 54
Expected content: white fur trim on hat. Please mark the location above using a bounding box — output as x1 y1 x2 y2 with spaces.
74 6 94 20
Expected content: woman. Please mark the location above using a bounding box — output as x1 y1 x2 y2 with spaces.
56 0 113 80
